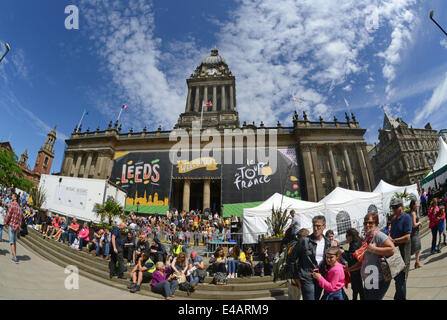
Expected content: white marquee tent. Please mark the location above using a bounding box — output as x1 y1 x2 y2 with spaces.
318 187 384 242
421 136 447 190
373 180 419 211
242 193 325 244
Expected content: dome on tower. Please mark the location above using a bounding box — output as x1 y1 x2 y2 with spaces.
201 47 227 66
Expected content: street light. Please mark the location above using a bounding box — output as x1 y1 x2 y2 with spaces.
430 10 447 37
0 43 10 63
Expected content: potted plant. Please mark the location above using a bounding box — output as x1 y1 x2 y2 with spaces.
94 198 126 227
261 204 291 255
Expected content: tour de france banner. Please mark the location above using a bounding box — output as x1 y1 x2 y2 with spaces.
172 151 222 179
222 147 301 217
110 152 172 214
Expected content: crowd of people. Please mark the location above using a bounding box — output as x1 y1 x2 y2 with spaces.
2 181 447 300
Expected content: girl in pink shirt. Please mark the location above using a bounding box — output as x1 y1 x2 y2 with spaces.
78 222 90 251
312 246 348 300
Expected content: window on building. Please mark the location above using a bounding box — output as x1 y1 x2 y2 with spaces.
44 157 49 166
336 211 352 236
318 151 327 173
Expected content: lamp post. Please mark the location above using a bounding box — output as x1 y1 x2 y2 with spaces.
0 43 10 63
430 10 447 37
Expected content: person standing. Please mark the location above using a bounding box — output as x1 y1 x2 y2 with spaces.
420 188 428 216
428 199 441 254
288 215 331 300
4 193 22 264
290 210 300 238
341 228 364 300
109 222 126 279
409 200 422 269
389 197 412 300
0 200 6 242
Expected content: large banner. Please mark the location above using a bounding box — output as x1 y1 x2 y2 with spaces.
172 151 221 179
222 147 301 216
53 185 88 210
110 152 172 214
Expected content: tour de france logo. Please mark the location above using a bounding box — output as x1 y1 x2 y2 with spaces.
177 157 218 173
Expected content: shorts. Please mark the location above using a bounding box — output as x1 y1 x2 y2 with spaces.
8 227 18 244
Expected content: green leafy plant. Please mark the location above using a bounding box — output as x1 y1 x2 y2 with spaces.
266 204 291 237
29 185 47 209
94 198 125 225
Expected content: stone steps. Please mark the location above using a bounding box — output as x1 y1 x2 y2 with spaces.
18 228 286 300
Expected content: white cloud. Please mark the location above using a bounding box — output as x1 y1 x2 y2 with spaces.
343 84 352 92
79 0 420 128
441 39 447 50
414 72 447 126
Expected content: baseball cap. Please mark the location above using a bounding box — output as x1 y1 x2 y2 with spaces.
390 198 403 207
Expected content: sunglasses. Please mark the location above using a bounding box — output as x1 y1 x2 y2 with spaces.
363 221 375 226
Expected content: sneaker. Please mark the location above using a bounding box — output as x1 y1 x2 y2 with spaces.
260 272 264 277
130 284 140 293
127 282 137 289
11 258 18 264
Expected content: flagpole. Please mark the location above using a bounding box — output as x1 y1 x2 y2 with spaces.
200 101 204 129
117 107 124 122
77 110 86 129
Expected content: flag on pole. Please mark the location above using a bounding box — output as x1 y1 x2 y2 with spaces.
343 98 350 108
122 105 130 109
292 96 303 103
202 101 213 111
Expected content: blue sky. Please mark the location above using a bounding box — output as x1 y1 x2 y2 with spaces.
1 0 447 174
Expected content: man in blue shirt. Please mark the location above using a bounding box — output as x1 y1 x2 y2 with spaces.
109 222 126 279
389 197 412 300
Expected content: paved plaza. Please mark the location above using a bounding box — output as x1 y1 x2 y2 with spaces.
0 230 446 300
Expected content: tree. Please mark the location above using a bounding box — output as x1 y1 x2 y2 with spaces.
0 149 22 186
94 198 125 225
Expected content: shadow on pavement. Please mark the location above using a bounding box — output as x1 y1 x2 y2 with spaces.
16 255 31 262
0 249 9 256
424 252 447 266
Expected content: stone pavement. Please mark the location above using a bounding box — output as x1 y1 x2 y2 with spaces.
1 229 447 300
0 233 158 300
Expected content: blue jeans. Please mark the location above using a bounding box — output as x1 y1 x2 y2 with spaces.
431 227 438 252
300 278 323 300
257 261 273 275
68 232 77 245
61 231 68 243
8 227 18 245
0 224 3 241
153 280 178 297
228 259 239 273
321 288 348 300
190 275 200 285
394 270 406 300
79 238 88 251
364 279 391 300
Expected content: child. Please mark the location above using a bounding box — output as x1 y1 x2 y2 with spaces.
325 230 339 247
438 205 446 247
312 246 348 300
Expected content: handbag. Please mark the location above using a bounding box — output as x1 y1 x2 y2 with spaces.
175 272 187 284
380 246 405 282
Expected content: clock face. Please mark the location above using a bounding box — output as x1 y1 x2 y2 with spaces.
207 68 217 75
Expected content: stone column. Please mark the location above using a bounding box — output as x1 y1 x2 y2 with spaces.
182 180 191 212
230 85 235 110
203 180 211 210
204 86 208 105
213 86 217 111
95 155 104 178
65 154 74 176
355 144 370 191
342 145 355 190
310 146 324 200
327 144 339 188
106 157 114 179
194 86 200 112
221 86 226 111
73 153 83 177
361 144 375 191
83 153 93 178
186 87 192 112
301 144 317 202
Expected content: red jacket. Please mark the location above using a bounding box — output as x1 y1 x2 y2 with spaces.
428 206 443 228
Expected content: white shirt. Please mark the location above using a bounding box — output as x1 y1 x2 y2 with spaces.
315 238 325 266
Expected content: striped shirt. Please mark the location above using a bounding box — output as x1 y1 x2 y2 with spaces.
5 201 22 231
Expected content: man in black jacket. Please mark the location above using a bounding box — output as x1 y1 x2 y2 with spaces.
288 215 331 300
150 236 166 263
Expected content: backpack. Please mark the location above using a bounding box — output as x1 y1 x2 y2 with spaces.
274 240 297 281
212 272 227 285
179 281 195 295
192 269 207 283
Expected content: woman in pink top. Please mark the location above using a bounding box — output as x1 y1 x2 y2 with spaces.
78 222 90 251
312 246 348 300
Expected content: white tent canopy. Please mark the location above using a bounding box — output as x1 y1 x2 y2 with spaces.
242 193 325 244
422 137 447 190
373 180 418 210
318 187 384 242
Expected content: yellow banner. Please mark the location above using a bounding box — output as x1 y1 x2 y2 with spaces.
177 157 218 173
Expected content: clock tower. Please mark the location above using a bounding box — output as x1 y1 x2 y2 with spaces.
176 47 240 130
33 126 56 176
